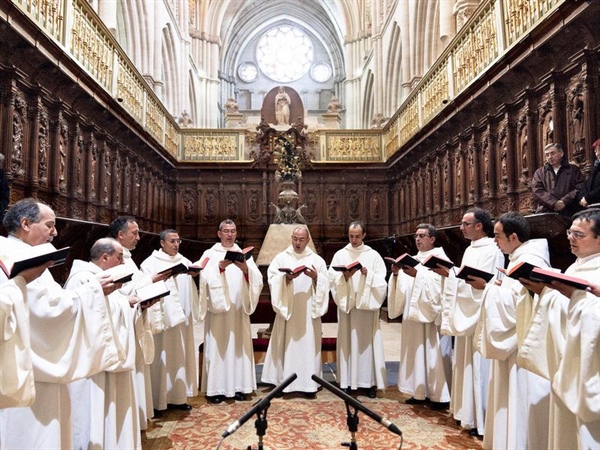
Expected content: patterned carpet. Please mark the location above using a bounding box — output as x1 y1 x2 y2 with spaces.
143 385 483 450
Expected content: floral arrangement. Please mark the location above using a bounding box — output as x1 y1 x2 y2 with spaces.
273 136 302 182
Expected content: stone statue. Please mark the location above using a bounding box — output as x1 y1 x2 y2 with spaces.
224 97 239 113
275 86 291 125
370 113 387 129
327 95 342 113
178 110 193 128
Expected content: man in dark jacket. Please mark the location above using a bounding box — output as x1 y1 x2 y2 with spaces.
578 139 600 208
531 143 585 216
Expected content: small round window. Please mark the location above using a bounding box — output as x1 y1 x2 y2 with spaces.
238 62 258 83
310 62 332 83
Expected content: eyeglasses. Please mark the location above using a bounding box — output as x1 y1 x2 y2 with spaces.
413 233 430 239
566 229 588 240
220 229 237 234
460 222 479 227
167 239 182 244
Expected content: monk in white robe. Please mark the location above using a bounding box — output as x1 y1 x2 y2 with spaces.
0 240 51 409
387 224 451 406
141 229 200 411
109 216 170 428
198 220 263 402
519 209 600 449
471 213 551 449
262 227 330 395
328 221 387 397
438 208 504 435
65 238 142 450
0 199 120 449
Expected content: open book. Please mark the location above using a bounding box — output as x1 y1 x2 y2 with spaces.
224 246 254 263
506 261 538 281
530 267 589 290
384 253 419 268
421 254 454 270
136 280 170 306
0 243 70 279
159 257 210 276
278 265 307 275
331 260 363 272
454 265 494 283
99 265 134 284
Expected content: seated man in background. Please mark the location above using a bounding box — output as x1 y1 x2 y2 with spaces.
531 142 585 216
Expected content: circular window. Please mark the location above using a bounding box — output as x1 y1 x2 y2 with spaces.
238 62 258 83
310 62 332 83
256 25 313 83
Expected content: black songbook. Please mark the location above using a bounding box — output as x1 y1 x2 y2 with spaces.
384 253 419 268
0 243 70 279
224 246 254 263
455 265 494 283
421 254 454 269
136 280 170 305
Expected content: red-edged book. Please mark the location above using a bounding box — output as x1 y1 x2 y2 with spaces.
506 261 538 281
421 254 454 270
224 246 254 263
384 253 419 268
530 267 589 290
278 265 307 275
455 265 494 283
331 260 363 272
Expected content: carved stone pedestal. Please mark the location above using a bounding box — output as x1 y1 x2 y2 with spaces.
322 112 341 129
225 112 243 128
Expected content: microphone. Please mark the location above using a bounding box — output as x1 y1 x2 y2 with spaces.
222 373 297 438
311 374 402 436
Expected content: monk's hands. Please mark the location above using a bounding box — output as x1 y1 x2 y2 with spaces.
465 275 487 291
401 265 417 278
430 264 450 277
18 260 54 284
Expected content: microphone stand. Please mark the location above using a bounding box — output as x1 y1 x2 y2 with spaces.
247 406 269 450
221 373 297 450
312 374 402 450
342 402 359 449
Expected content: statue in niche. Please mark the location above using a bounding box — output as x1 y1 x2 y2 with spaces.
224 97 239 113
103 153 110 204
58 123 68 193
248 194 260 219
38 116 48 185
305 192 317 219
520 130 529 186
455 154 462 204
348 192 359 217
570 89 584 152
183 190 195 219
370 193 381 219
227 193 238 217
12 115 24 176
327 95 342 113
178 110 193 128
326 193 339 221
483 141 490 195
275 86 291 125
205 192 216 218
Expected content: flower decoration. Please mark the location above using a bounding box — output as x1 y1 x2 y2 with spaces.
273 136 302 182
